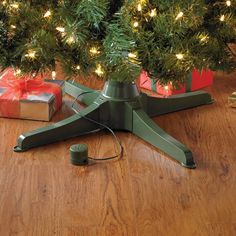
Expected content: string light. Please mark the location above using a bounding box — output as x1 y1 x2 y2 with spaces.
164 86 169 91
226 1 231 6
15 69 22 76
66 36 76 44
137 4 142 12
200 36 208 42
150 9 157 17
128 52 137 58
90 47 100 55
10 25 16 29
220 15 225 21
175 12 184 20
199 34 209 43
25 50 36 59
176 54 184 60
133 21 139 28
56 27 65 33
44 10 51 18
76 65 81 70
56 27 66 37
52 71 56 80
95 64 104 77
10 3 19 9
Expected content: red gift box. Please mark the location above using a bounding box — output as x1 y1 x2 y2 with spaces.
139 69 213 96
0 68 62 121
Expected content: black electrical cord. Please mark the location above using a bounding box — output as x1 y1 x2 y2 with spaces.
71 91 124 162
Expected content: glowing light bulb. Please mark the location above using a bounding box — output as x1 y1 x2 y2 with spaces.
25 50 36 59
90 47 100 55
44 10 51 18
52 71 56 80
66 36 76 44
10 25 16 29
175 12 184 20
220 15 225 21
76 65 81 70
200 35 209 42
56 27 65 33
128 53 137 58
15 69 22 76
164 86 169 91
137 4 142 11
150 9 157 17
29 52 36 58
95 64 104 77
11 3 19 9
133 21 139 28
176 54 184 60
226 1 231 6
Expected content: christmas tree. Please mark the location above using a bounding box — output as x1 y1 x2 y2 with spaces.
0 0 236 86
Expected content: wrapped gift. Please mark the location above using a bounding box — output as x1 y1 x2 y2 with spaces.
139 69 213 96
228 92 236 108
0 68 62 121
44 79 65 94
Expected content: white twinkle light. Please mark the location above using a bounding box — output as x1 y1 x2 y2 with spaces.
176 54 184 60
66 36 76 44
133 21 139 27
52 71 56 80
95 64 104 77
175 12 184 20
44 10 51 18
137 4 142 12
200 35 209 42
150 9 157 17
164 86 169 91
11 3 19 9
15 69 22 76
56 27 65 33
220 15 225 21
128 53 137 58
226 1 231 6
90 47 100 55
25 50 36 59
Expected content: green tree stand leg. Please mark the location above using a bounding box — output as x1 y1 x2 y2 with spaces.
141 91 213 117
131 107 195 168
14 102 104 152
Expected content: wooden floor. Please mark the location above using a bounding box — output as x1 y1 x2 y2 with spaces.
0 72 236 236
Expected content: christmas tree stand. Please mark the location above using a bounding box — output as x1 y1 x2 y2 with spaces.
14 80 213 168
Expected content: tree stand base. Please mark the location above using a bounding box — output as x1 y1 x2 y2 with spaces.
14 80 213 168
